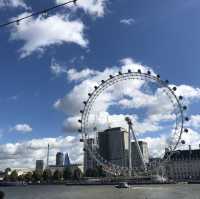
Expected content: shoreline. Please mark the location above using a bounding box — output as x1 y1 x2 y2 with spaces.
1 181 199 187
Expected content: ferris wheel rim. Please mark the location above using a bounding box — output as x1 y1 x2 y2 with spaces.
79 70 188 176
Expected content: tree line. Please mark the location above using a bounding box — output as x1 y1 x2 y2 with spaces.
3 166 106 183
3 167 82 182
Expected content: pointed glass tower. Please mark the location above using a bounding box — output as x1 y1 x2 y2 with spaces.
64 153 70 166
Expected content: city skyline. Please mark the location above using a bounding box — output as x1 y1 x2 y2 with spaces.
0 0 200 170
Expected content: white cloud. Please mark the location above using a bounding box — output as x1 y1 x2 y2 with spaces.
56 0 107 17
50 59 67 76
143 136 167 158
67 68 99 81
180 128 200 149
120 18 135 25
52 57 200 161
10 124 32 133
10 13 88 58
0 0 27 8
173 84 200 103
63 112 162 136
54 58 176 137
0 136 83 170
187 115 200 129
143 128 200 158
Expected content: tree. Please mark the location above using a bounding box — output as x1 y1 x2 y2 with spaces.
3 174 10 182
5 168 11 174
24 172 33 182
10 170 18 182
32 171 42 182
43 169 52 182
63 167 72 180
18 175 25 182
53 170 62 181
73 168 82 180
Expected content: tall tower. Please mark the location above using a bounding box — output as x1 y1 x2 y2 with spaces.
98 127 128 167
46 144 50 168
64 153 71 166
36 160 44 172
83 138 97 173
56 152 64 166
131 141 149 170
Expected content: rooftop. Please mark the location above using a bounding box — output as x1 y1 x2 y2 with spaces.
166 149 200 160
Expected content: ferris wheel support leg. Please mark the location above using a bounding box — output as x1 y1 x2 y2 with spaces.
128 125 132 177
129 125 147 172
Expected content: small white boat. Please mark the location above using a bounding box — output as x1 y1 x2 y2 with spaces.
115 182 130 188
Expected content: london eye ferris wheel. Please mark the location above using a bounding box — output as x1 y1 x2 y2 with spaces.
78 69 189 177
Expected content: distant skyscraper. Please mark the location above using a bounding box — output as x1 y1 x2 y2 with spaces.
64 153 70 166
56 152 64 166
83 138 97 173
98 127 128 167
131 141 149 170
46 144 50 168
36 160 44 172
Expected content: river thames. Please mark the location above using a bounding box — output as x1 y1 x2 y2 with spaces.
0 184 200 199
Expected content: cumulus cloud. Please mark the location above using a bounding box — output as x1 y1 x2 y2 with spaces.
0 0 27 8
10 124 32 133
0 136 83 169
54 58 147 115
120 18 135 25
10 13 88 58
56 0 107 17
143 128 200 158
187 115 200 129
53 57 200 161
173 84 200 104
50 59 67 76
63 112 162 136
67 68 99 81
54 58 177 137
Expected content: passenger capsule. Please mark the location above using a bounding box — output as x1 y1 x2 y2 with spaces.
179 96 183 100
183 106 187 110
181 140 186 144
184 128 188 133
185 117 189 121
165 80 169 84
172 87 177 91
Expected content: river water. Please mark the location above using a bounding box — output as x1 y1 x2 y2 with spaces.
0 184 200 199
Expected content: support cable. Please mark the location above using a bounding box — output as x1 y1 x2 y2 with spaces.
0 0 78 28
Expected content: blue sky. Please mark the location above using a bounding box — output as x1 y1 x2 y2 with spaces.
0 0 200 169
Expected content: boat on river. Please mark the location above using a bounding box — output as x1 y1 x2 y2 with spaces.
115 182 130 188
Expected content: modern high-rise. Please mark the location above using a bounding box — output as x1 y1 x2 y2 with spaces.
98 127 129 167
64 153 71 166
131 141 149 170
83 138 97 173
56 152 64 166
36 160 44 172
